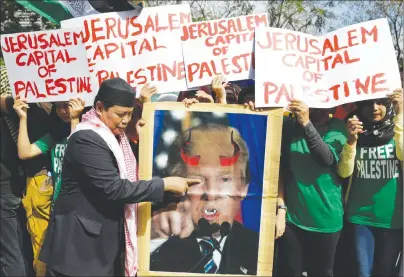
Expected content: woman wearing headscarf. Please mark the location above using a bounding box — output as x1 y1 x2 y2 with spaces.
338 89 403 277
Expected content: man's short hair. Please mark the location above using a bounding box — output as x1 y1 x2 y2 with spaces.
167 123 251 185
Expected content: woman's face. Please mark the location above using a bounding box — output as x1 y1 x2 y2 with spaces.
360 100 387 123
55 102 70 123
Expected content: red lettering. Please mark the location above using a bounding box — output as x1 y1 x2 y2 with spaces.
347 29 359 47
371 73 388 93
16 53 26 66
355 76 371 94
105 18 117 39
361 25 378 43
272 32 283 51
13 81 26 96
322 38 334 55
90 18 106 43
17 34 28 51
333 35 348 51
134 68 147 85
285 33 296 51
45 79 58 96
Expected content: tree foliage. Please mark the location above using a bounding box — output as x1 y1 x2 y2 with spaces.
142 0 254 21
264 0 336 34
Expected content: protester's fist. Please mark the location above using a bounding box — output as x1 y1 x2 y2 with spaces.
151 200 194 239
195 90 214 103
275 210 286 239
139 83 157 104
347 115 364 145
288 99 310 126
69 98 85 120
183 98 199 108
163 177 201 196
388 88 403 115
13 95 29 119
211 74 228 104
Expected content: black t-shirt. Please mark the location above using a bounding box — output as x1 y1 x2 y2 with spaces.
22 103 52 176
0 115 24 195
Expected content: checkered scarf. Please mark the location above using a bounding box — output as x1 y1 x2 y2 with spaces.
0 66 19 143
71 108 139 276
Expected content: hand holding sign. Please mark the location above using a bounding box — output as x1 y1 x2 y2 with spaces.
140 83 158 104
195 90 214 103
347 115 364 146
183 97 199 108
387 88 403 115
288 99 310 127
13 96 29 119
69 98 85 120
211 74 228 103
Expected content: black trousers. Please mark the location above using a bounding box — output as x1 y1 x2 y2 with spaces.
277 223 341 277
0 193 30 276
45 268 70 277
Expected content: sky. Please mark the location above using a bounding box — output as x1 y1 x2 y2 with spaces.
251 0 349 35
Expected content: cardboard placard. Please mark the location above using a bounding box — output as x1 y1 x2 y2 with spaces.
255 18 402 108
181 14 268 88
1 28 92 103
61 4 192 101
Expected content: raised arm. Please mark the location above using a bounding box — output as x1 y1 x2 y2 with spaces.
337 116 363 178
288 99 337 166
13 97 43 159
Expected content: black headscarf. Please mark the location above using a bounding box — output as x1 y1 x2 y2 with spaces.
355 98 395 147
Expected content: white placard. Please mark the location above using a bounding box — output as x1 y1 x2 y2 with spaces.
61 4 191 100
255 18 402 108
181 14 269 88
1 28 92 103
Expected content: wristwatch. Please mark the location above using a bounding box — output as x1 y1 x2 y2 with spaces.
277 204 287 212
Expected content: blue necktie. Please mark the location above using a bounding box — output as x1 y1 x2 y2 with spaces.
199 239 218 273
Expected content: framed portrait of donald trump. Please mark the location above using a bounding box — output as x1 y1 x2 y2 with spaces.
137 102 283 276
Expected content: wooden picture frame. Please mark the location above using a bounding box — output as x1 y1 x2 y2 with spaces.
137 102 283 277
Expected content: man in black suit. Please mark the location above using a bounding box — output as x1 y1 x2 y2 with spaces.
150 124 259 275
38 78 199 277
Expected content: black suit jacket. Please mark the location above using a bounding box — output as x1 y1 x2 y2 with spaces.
150 221 259 275
39 130 164 276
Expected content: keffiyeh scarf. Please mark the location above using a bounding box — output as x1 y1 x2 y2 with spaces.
70 108 139 276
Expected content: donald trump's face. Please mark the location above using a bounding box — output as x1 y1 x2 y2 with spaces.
177 126 249 235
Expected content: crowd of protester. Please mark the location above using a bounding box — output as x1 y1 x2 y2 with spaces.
0 64 403 277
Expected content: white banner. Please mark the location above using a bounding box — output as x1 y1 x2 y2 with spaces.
255 18 402 108
62 4 192 100
181 14 268 88
1 28 92 103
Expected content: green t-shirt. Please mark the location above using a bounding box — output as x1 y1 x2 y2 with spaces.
281 117 347 233
34 133 68 202
347 139 403 229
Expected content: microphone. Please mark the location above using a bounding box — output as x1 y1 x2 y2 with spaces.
188 220 231 273
197 218 222 251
